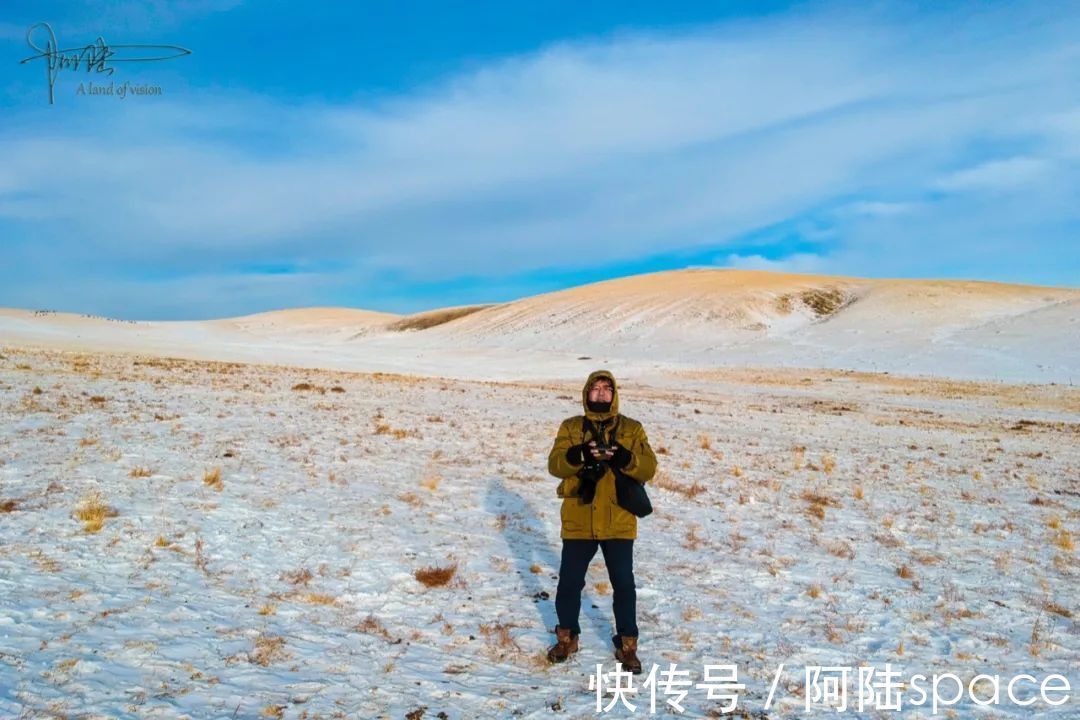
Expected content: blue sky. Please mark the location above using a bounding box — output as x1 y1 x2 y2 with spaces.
1 1 1077 319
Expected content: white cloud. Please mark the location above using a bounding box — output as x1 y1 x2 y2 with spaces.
839 201 919 218
934 157 1051 193
718 253 827 275
1 1 1078 315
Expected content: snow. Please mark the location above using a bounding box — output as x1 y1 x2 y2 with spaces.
2 269 1076 384
1 345 1077 718
0 269 1077 717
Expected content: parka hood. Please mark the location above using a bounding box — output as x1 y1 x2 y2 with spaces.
582 369 619 423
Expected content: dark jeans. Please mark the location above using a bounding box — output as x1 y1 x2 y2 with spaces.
555 539 638 638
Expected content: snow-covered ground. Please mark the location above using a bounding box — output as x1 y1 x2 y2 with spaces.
1 345 1076 719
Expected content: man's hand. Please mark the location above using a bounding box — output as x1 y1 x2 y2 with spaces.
565 443 591 466
588 440 615 462
609 442 633 470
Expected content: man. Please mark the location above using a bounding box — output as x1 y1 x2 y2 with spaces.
546 370 658 672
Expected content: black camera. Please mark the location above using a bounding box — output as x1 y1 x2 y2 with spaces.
577 461 606 503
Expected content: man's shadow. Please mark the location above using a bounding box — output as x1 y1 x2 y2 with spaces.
484 477 610 649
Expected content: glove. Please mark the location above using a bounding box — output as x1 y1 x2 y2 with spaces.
565 443 590 466
609 442 633 470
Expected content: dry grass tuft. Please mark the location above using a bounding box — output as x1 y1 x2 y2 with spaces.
1050 530 1075 551
800 287 848 316
74 491 116 533
793 445 806 470
1042 600 1072 619
355 614 397 643
194 538 210 575
415 562 458 588
398 491 423 507
387 305 489 331
683 526 705 550
420 472 441 491
825 540 856 560
249 634 288 666
281 567 313 586
1029 612 1046 656
801 489 839 521
203 467 223 491
291 382 322 392
478 621 521 653
652 471 706 498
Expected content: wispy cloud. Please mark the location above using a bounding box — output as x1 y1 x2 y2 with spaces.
1 1 1077 318
934 157 1051 193
719 252 827 275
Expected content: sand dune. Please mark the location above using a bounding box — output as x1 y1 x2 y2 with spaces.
1 269 1076 383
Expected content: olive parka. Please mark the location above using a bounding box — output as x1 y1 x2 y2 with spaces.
547 370 658 540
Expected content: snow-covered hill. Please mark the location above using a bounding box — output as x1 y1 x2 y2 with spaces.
2 270 1076 384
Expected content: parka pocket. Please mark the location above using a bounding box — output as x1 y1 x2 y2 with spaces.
561 498 586 533
557 476 581 498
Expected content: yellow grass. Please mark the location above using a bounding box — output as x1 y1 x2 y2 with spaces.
250 635 287 666
386 305 489 331
415 562 458 588
203 467 223 491
74 491 115 533
1051 530 1075 551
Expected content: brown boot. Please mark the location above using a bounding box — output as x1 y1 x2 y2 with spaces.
614 635 642 674
547 626 579 663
